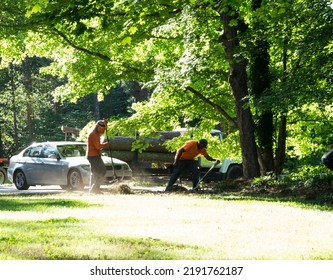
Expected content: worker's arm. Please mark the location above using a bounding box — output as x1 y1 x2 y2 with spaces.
204 154 220 163
173 147 185 166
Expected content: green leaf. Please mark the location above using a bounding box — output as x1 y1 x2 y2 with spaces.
122 37 132 45
229 19 238 27
25 5 42 17
129 26 138 35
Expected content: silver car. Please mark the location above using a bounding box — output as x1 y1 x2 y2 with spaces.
7 141 132 190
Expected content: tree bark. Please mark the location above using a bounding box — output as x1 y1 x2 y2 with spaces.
249 38 274 174
249 0 275 174
219 8 260 179
22 58 34 140
9 63 19 151
275 115 287 175
274 37 289 175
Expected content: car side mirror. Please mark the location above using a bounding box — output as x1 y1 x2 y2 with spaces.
48 153 61 160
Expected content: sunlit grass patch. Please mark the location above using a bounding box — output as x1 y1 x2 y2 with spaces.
0 195 100 212
93 236 205 260
0 193 332 260
0 217 203 260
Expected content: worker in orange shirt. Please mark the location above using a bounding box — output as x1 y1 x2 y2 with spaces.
87 119 110 194
165 139 219 192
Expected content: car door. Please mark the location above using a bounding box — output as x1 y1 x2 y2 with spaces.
21 145 45 185
40 144 68 185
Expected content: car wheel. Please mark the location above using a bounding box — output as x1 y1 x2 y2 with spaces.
0 168 6 184
226 165 243 179
67 169 84 190
14 170 30 190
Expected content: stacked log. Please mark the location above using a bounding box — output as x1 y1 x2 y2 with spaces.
110 150 175 164
108 132 179 165
108 131 180 153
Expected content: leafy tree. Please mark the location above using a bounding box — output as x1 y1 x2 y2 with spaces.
0 0 332 179
251 0 333 174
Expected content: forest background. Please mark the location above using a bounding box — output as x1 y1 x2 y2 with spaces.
0 0 332 183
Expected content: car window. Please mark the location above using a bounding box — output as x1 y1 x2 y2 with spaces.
42 145 59 159
57 144 86 158
23 146 43 158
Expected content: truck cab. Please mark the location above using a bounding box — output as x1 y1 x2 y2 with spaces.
175 128 243 180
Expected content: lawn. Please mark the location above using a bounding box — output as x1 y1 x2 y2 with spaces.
0 187 332 260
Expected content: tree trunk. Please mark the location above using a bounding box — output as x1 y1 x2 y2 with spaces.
275 115 287 175
229 61 261 179
9 63 19 151
274 37 289 175
22 58 34 140
219 9 260 179
252 0 274 174
249 37 274 173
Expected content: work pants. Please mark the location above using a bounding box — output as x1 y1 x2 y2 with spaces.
166 160 199 190
87 155 106 190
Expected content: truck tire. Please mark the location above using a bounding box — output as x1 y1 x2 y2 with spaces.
0 168 6 184
226 165 243 179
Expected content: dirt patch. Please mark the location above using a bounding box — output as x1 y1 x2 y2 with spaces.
120 177 333 208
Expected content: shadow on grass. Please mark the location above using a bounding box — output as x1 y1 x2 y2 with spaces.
0 195 100 211
192 180 333 211
208 192 333 212
0 218 203 260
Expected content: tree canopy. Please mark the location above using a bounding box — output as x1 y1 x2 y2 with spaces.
0 0 332 178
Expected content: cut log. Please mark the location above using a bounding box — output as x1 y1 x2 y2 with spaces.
137 152 175 163
108 137 134 151
106 150 175 164
108 132 181 153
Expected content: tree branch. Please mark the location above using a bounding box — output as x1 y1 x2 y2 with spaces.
53 28 113 62
186 86 238 128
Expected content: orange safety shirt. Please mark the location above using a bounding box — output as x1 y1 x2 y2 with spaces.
177 140 208 160
87 128 109 157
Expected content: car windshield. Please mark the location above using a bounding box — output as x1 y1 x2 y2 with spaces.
57 144 87 158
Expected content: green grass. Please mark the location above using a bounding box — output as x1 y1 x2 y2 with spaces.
0 192 332 260
0 196 98 212
0 217 203 260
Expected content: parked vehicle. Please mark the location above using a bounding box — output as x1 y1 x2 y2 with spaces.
7 141 132 190
108 128 243 181
0 158 9 184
